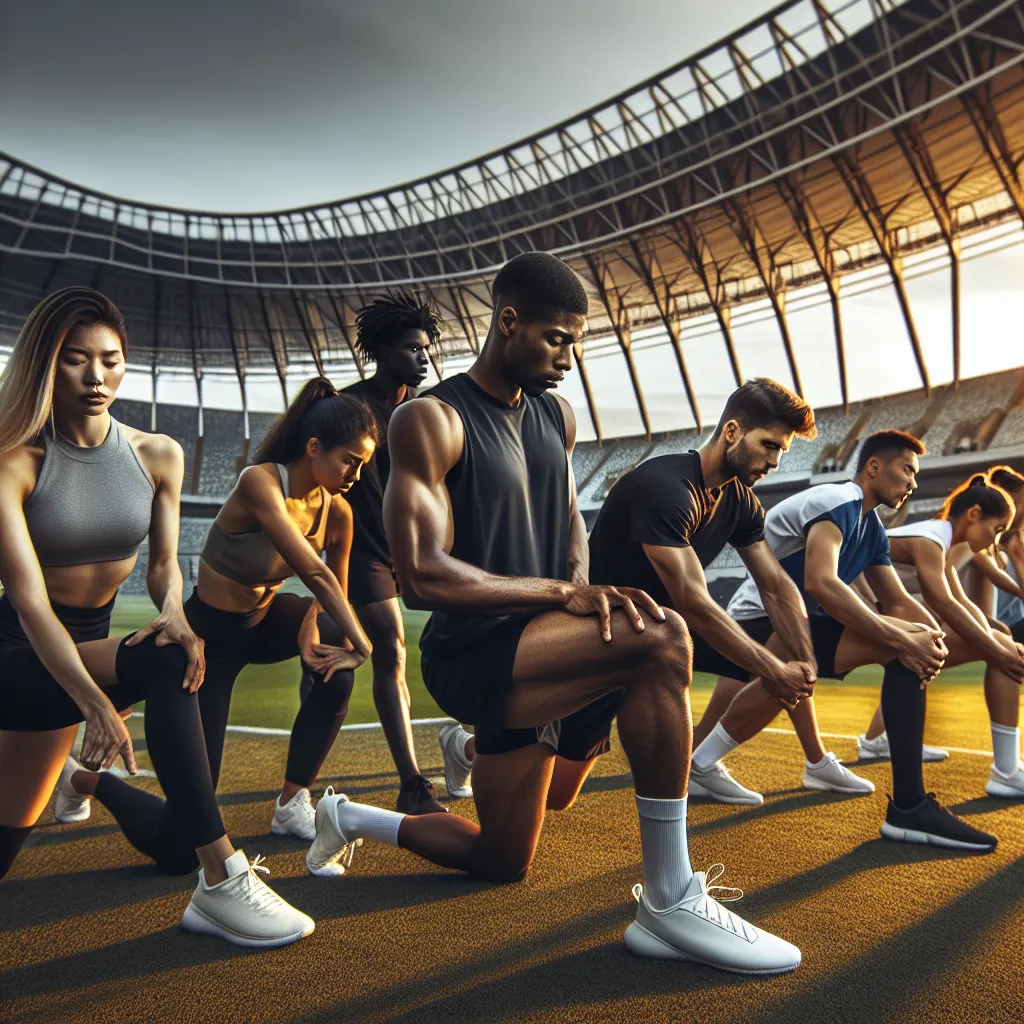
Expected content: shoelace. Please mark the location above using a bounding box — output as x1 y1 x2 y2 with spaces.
633 865 750 936
237 854 284 915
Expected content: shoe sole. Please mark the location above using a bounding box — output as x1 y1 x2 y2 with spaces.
445 783 473 799
985 780 1024 798
879 822 996 852
270 822 315 841
181 902 314 948
803 776 875 795
922 752 949 762
624 922 800 975
689 782 762 806
54 807 92 824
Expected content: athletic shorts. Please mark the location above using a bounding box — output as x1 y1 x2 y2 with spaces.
691 614 848 681
347 551 399 609
421 612 616 761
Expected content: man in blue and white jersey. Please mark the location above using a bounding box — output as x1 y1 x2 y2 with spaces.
691 430 998 853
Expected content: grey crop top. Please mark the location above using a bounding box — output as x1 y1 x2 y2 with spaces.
24 418 155 566
201 463 329 587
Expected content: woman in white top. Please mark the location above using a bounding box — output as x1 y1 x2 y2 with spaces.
861 473 1024 796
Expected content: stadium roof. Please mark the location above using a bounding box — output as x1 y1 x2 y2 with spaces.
2 0 1024 440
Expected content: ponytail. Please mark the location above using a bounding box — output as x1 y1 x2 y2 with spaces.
989 465 1024 498
253 377 378 465
939 472 1016 523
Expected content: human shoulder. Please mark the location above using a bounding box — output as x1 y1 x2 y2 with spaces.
122 425 183 485
389 395 464 475
551 393 577 450
0 443 43 502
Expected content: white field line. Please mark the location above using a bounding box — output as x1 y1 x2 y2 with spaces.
131 712 996 758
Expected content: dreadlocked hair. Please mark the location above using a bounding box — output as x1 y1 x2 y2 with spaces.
253 377 379 465
354 293 441 362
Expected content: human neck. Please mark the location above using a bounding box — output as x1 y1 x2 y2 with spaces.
51 409 111 448
467 340 522 407
370 366 408 404
698 438 735 490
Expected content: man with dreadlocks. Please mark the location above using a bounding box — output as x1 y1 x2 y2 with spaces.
339 293 447 814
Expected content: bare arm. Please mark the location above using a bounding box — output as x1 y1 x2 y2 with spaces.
556 394 589 586
236 467 370 660
806 522 946 679
383 398 662 640
122 434 205 692
0 450 135 772
970 547 1024 602
644 542 813 702
740 540 815 669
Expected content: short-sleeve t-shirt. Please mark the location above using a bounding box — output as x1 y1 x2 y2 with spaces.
588 452 766 607
728 480 891 620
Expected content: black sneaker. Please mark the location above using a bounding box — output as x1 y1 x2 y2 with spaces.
397 775 448 815
880 793 997 852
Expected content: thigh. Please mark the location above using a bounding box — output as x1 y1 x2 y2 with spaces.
356 598 406 661
0 726 78 827
249 593 311 664
472 742 557 877
832 616 909 675
506 607 685 730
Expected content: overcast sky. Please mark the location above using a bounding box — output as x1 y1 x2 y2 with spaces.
0 0 773 210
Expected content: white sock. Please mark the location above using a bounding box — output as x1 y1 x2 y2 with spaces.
337 800 405 846
635 796 693 910
806 754 829 769
991 723 1021 776
456 727 474 769
692 722 739 772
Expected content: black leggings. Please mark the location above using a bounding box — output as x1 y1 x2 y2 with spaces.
93 590 355 874
0 595 224 880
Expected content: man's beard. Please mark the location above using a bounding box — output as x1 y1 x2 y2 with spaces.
724 441 760 487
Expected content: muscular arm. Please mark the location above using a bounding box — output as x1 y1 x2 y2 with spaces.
970 547 1024 602
383 399 573 613
805 521 937 642
740 540 815 668
236 467 369 659
0 452 114 713
642 542 806 683
556 394 589 586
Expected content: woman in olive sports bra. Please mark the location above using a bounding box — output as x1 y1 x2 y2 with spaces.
63 377 381 865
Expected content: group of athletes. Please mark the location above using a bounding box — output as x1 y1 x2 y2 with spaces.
0 253 1021 975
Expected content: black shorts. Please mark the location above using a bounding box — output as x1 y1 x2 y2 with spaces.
1012 620 1024 645
421 613 616 761
690 614 849 681
348 551 399 608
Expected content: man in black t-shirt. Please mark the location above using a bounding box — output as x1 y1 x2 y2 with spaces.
588 379 835 803
339 294 445 815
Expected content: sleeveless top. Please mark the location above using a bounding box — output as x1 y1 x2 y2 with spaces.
418 373 570 657
342 377 414 566
24 417 154 566
886 518 953 596
201 464 330 587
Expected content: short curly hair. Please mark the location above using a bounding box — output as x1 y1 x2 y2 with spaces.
354 293 442 362
492 252 589 323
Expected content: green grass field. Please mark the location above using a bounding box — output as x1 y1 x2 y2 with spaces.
112 595 992 732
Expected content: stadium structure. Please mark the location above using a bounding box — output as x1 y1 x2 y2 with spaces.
1 0 1023 596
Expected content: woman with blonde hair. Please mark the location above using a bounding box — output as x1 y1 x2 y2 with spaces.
0 287 314 948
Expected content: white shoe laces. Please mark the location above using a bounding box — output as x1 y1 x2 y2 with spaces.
233 854 285 915
633 865 751 936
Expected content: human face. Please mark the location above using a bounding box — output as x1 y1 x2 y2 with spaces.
52 323 126 419
308 433 377 495
722 422 795 487
384 329 431 388
870 449 920 509
963 507 1011 553
498 306 585 398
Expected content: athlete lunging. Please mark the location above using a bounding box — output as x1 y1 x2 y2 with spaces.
303 252 802 976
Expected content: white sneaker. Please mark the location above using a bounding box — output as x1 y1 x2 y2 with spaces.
439 722 473 799
270 788 316 841
54 755 91 824
857 732 948 762
689 762 763 805
181 850 314 949
624 866 801 975
803 752 875 795
985 762 1024 798
306 787 363 877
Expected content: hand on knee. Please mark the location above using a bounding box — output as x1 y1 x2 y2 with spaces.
117 635 190 691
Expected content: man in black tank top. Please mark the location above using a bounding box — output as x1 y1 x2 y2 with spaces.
307 253 802 976
341 294 445 815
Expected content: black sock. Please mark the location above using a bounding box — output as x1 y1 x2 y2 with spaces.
881 659 927 809
0 824 34 880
